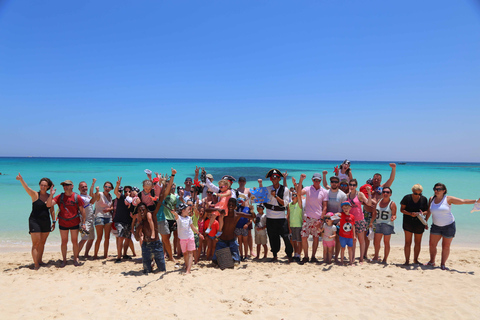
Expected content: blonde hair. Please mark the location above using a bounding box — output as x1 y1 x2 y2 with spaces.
412 184 423 192
143 180 153 187
218 179 231 188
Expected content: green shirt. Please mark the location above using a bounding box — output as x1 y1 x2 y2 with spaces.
289 202 303 228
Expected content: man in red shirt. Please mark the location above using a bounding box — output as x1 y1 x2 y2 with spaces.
48 180 86 267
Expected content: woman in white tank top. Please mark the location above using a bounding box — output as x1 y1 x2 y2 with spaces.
372 186 397 264
425 183 480 270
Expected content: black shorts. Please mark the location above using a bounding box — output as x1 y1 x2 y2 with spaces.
59 224 80 231
403 216 425 234
29 218 51 233
167 219 177 232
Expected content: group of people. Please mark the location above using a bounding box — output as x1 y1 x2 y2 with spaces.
18 160 479 273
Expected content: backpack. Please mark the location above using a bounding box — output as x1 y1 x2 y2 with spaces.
58 193 80 221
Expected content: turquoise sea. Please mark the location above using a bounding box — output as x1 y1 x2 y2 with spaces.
1 157 480 250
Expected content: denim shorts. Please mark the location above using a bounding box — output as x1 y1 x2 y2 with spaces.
339 236 353 248
95 216 112 226
430 222 456 238
375 223 395 236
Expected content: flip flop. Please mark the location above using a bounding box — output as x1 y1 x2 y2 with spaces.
425 261 435 267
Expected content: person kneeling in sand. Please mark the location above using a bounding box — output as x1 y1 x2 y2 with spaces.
207 198 256 266
134 203 166 274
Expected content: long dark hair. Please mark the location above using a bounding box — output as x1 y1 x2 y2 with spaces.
433 183 447 194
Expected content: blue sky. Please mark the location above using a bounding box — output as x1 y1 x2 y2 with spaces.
1 1 479 161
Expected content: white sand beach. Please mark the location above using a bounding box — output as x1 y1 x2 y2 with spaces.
1 244 479 319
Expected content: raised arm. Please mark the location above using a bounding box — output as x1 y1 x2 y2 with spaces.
257 179 263 188
322 170 330 190
114 176 122 199
382 163 396 188
297 174 307 198
194 166 200 182
16 173 37 201
283 171 288 187
447 196 479 206
205 178 220 193
153 168 177 215
90 179 97 200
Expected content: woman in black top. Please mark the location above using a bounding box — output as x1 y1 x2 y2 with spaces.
400 184 429 265
16 173 55 270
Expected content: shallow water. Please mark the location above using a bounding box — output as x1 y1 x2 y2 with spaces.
1 157 479 249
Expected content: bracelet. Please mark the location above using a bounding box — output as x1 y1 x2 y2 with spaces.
52 221 56 224
171 174 176 176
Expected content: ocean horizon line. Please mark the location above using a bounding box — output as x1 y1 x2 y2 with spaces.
1 156 480 165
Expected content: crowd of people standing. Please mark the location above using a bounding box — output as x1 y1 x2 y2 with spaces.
17 161 479 273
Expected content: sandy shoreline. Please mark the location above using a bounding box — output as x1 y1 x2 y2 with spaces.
1 244 479 319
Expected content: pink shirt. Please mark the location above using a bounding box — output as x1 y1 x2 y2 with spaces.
302 186 328 220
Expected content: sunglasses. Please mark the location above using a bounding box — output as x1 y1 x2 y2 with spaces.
434 188 444 191
349 184 357 187
340 184 348 187
104 186 112 189
382 190 391 194
413 192 422 196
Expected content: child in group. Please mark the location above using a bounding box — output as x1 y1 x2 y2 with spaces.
134 203 165 274
338 201 356 265
254 204 268 259
204 211 220 260
204 179 232 237
319 212 337 264
288 192 304 262
191 201 205 264
234 195 252 260
172 202 203 274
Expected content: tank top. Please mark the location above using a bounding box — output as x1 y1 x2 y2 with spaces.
338 171 349 182
29 193 51 222
348 194 364 222
375 200 394 227
429 196 454 227
94 192 113 218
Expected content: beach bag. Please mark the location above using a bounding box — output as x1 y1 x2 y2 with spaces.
216 247 235 270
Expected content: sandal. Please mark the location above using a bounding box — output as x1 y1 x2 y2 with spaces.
425 261 435 267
